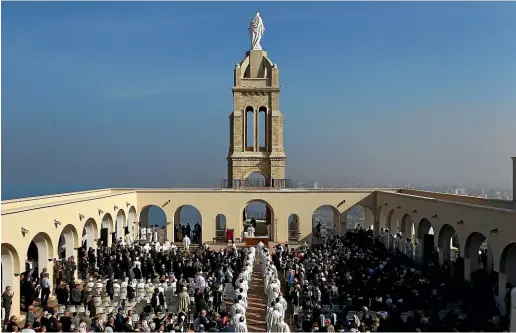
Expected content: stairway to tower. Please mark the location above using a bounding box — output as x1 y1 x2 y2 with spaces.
246 259 268 332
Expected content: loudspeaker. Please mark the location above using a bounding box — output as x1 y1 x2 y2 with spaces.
423 234 434 261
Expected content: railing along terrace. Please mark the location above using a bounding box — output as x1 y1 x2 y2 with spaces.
221 178 293 189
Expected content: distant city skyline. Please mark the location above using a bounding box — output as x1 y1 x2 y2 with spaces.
2 2 516 196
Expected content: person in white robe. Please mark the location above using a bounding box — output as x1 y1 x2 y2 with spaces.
235 288 248 308
140 227 147 241
273 301 284 320
153 229 158 243
154 242 161 252
147 228 152 242
247 226 255 238
235 316 248 333
268 286 279 306
183 235 191 251
194 272 206 292
276 316 290 333
278 294 288 319
268 307 281 333
162 241 171 252
231 309 245 327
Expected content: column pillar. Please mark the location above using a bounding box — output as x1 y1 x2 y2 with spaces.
499 273 507 316
11 274 21 318
254 110 258 152
464 257 472 281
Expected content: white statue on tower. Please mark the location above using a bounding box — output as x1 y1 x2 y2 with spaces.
249 11 265 50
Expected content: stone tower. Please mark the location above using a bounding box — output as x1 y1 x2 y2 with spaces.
226 32 287 188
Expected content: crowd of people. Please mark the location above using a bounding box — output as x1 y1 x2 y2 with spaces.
2 235 258 332
269 227 512 332
174 223 203 245
3 224 514 332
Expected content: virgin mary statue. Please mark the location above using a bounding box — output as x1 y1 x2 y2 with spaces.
249 11 265 50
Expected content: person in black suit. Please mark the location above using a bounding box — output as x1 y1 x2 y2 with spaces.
2 286 13 326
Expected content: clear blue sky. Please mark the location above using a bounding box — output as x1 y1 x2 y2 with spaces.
2 1 516 199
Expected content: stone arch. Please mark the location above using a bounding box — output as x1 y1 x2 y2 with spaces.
464 232 492 278
500 243 516 285
26 232 54 277
115 209 127 241
82 218 98 250
312 205 340 241
437 224 458 267
345 205 375 231
174 205 203 244
399 213 415 256
417 218 434 262
58 224 79 260
242 199 275 241
215 214 227 240
1 242 21 299
243 170 270 187
128 206 137 240
101 213 114 247
288 214 300 241
140 205 169 243
378 205 390 231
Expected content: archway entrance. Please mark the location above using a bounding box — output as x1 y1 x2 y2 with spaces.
115 209 127 243
82 218 98 250
288 214 300 242
312 205 339 242
417 218 435 263
243 200 274 241
465 232 494 278
57 225 79 260
215 214 227 242
101 213 114 247
127 206 137 242
400 214 416 258
1 243 20 316
438 224 459 268
346 205 374 230
174 205 202 244
139 205 167 243
26 232 53 283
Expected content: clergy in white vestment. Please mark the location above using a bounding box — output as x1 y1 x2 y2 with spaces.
178 287 190 313
153 229 158 243
183 235 191 251
266 303 275 330
194 272 206 292
278 294 288 319
147 228 152 241
273 301 284 319
237 279 249 293
267 308 281 333
276 316 290 333
247 226 255 238
231 309 245 327
165 283 175 311
154 242 161 252
140 227 147 241
235 316 248 333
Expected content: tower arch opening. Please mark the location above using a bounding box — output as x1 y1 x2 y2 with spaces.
245 106 255 151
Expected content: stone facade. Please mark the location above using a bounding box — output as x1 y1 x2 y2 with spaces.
227 49 286 185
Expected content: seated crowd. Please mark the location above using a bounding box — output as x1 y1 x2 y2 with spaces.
263 227 511 332
2 236 257 333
